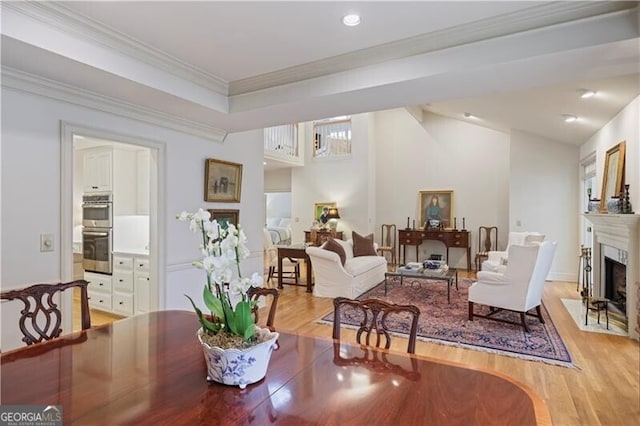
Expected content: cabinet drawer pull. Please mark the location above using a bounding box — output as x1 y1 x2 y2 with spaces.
455 242 460 245
99 283 104 286
119 301 124 305
146 278 150 281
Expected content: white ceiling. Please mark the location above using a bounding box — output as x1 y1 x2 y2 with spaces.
1 1 639 144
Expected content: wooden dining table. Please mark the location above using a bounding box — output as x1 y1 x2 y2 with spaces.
1 311 550 425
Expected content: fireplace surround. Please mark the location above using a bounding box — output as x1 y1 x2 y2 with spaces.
584 213 640 339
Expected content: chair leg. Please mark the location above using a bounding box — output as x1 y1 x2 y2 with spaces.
520 312 531 332
535 305 545 324
468 302 474 321
268 266 275 282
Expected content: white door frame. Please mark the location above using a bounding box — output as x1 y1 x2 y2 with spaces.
60 122 166 328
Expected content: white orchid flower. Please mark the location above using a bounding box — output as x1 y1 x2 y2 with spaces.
250 272 263 287
193 208 211 222
176 211 191 221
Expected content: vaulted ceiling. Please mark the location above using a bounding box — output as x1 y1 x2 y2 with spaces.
2 1 638 144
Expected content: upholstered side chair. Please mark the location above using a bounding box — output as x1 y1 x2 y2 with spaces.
468 241 557 332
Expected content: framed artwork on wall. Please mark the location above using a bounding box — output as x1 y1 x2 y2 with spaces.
208 209 240 227
600 141 626 211
313 201 337 226
418 190 454 229
204 158 243 202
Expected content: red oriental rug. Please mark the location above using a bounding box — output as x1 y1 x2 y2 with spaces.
318 277 575 368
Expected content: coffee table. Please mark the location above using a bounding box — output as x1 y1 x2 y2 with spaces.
384 266 458 303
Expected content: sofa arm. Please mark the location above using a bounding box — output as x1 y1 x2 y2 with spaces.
306 247 342 264
486 250 507 264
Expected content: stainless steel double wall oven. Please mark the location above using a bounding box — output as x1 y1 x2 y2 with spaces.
82 193 113 274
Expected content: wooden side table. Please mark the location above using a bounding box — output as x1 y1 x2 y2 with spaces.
304 230 343 246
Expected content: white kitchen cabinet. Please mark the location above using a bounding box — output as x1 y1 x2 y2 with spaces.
80 146 139 215
134 256 151 315
87 253 150 317
83 148 112 193
85 271 113 311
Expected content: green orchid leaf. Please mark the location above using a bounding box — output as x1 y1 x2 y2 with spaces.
234 301 255 340
202 285 225 320
222 302 238 334
185 294 220 334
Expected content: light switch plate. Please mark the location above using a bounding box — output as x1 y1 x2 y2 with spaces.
40 233 54 252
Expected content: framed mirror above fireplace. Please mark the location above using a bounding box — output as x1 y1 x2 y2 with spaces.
600 141 626 212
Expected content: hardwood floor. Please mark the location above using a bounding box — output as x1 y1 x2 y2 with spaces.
73 269 639 425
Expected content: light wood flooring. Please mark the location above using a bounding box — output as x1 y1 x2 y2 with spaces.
73 268 640 425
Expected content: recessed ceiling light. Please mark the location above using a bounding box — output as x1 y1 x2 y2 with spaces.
579 89 596 99
263 161 267 166
342 14 361 26
563 114 578 123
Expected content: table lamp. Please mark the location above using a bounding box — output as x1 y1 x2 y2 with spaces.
327 207 340 229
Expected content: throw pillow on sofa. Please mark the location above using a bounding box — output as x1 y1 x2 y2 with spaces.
323 238 346 266
352 232 377 257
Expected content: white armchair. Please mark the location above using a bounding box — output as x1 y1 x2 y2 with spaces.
468 240 557 332
481 231 545 273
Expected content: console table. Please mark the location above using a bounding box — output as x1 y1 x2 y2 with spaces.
398 229 471 271
304 230 343 246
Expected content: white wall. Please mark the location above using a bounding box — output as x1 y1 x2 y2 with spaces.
373 109 510 268
264 168 292 192
510 130 580 281
1 87 264 351
290 114 374 244
580 95 639 209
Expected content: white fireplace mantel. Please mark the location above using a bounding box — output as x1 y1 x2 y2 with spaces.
584 213 640 339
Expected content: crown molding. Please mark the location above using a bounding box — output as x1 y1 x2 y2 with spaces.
2 1 229 96
229 2 638 95
2 67 227 143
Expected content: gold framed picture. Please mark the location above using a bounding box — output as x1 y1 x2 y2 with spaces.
600 141 626 211
207 209 240 227
204 158 242 202
313 201 337 225
418 190 454 229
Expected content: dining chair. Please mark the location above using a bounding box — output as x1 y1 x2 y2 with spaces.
1 280 91 346
474 226 498 271
263 228 299 283
247 286 280 331
377 224 397 265
332 297 420 354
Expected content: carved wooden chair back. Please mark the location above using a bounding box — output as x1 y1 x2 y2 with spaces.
332 297 420 354
377 224 397 265
246 286 280 331
475 226 498 271
0 280 91 346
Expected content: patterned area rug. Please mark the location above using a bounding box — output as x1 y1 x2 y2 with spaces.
319 277 575 368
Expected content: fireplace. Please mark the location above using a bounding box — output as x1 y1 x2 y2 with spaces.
604 254 627 323
584 213 640 340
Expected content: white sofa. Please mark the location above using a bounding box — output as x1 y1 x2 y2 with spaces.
481 231 545 273
306 239 387 298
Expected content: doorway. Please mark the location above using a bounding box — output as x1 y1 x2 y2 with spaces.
61 123 164 332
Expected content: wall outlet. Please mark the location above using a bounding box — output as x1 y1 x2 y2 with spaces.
40 233 54 252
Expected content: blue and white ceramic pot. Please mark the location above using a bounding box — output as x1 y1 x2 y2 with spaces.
197 327 279 389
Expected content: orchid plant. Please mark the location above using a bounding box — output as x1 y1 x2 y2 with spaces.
177 209 263 341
